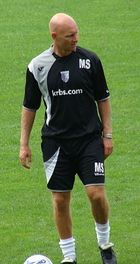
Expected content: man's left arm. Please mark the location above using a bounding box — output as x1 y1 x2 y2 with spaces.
97 98 113 159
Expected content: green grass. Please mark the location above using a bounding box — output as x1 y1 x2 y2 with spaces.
0 0 140 263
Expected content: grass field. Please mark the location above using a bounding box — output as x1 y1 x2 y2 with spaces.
0 0 140 263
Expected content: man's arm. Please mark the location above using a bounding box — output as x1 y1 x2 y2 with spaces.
97 98 113 159
19 107 36 169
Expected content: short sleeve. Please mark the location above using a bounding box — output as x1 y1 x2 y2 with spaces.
93 57 110 101
23 68 42 110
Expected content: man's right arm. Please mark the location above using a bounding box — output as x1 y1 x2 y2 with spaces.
19 107 36 169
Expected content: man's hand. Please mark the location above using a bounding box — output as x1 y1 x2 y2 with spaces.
19 108 36 169
19 145 32 169
102 138 113 159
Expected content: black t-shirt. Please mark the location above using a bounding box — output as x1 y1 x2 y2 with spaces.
23 46 110 139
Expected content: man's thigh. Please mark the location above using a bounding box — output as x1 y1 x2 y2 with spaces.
41 137 76 191
77 137 105 186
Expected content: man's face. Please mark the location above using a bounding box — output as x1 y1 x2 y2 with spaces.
54 22 79 55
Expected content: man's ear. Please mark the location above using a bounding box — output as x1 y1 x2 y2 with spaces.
51 32 57 40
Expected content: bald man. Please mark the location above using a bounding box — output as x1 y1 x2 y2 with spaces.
19 13 117 264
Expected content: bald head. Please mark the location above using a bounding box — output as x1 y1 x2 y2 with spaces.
49 13 79 56
49 13 77 34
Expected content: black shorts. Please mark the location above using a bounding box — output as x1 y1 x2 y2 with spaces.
41 135 105 191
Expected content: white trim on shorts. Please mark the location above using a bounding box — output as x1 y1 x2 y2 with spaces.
44 147 60 184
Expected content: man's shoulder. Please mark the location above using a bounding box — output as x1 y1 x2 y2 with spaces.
29 46 55 67
28 46 56 78
76 46 100 61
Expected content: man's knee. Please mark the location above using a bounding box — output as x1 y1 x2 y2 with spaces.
86 185 107 203
52 192 71 212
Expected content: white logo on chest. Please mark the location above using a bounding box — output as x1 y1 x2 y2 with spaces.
79 59 91 69
60 71 69 83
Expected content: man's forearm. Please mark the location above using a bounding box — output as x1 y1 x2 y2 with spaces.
97 99 113 158
20 107 36 146
97 99 112 135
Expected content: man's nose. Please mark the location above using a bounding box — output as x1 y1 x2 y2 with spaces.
73 34 78 42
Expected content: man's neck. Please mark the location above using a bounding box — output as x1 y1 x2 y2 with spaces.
53 45 75 57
